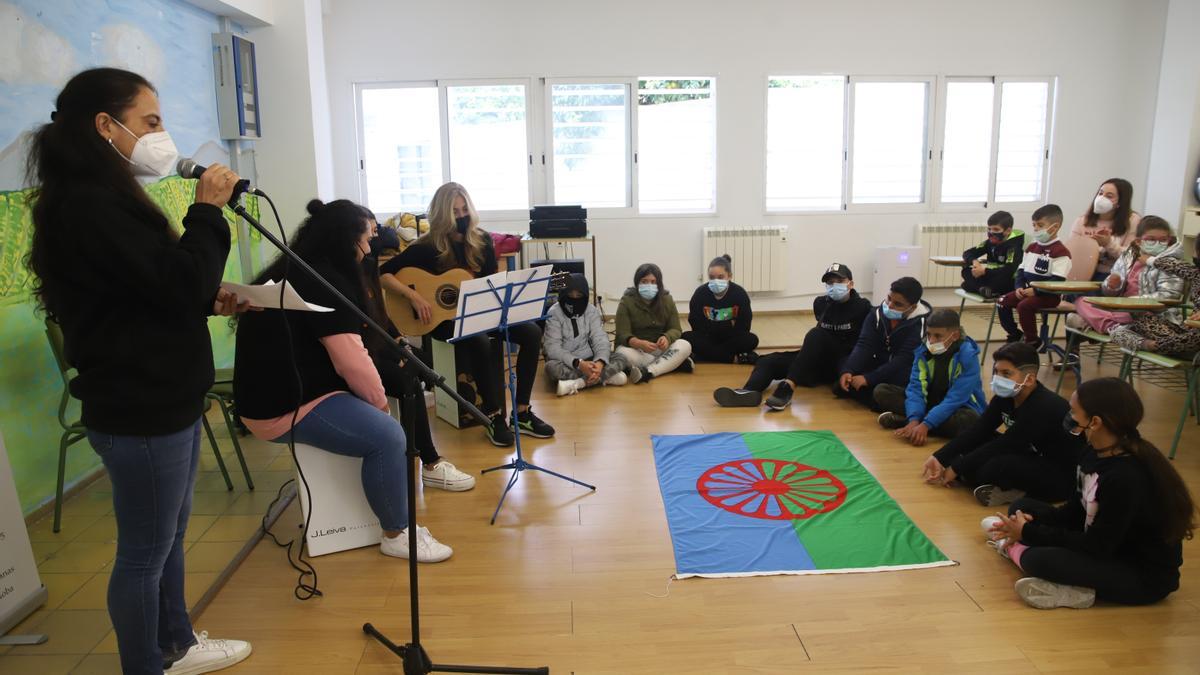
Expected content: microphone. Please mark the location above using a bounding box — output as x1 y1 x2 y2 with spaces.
177 157 255 204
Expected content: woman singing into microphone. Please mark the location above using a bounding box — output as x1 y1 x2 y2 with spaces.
26 68 252 675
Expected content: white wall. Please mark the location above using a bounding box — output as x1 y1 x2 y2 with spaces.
1144 0 1200 224
246 0 334 235
319 0 1169 308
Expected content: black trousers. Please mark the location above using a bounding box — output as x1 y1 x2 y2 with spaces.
1008 498 1177 605
683 330 759 363
430 320 542 413
872 383 980 438
373 357 439 466
954 438 1076 501
743 328 848 391
961 266 1016 295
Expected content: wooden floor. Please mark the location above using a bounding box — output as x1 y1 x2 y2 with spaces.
4 307 1197 674
194 354 1199 674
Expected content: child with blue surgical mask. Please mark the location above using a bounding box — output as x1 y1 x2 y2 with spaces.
614 263 694 382
922 342 1080 508
714 263 870 409
682 255 759 364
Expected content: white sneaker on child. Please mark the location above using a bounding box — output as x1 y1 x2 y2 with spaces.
557 378 585 396
380 526 453 563
164 631 252 675
980 515 1004 541
421 460 475 491
605 372 628 386
1014 577 1096 609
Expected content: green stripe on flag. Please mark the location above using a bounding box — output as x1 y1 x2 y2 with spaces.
743 430 949 570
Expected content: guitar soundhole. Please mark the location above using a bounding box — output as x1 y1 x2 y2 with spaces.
436 284 459 309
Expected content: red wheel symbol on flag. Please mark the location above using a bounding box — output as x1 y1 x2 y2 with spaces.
697 458 847 520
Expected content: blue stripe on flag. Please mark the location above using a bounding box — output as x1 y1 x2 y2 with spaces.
651 432 815 575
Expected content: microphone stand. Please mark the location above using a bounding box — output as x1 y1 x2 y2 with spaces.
232 196 548 675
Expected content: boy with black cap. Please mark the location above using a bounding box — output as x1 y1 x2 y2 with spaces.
835 276 931 410
543 273 639 396
714 262 871 409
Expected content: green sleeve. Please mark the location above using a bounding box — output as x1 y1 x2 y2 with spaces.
614 297 634 348
663 296 683 342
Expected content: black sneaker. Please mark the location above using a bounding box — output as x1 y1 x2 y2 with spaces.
973 484 1025 507
713 387 762 408
735 352 759 365
1005 332 1024 343
636 369 655 384
978 287 995 299
515 408 555 438
485 414 514 447
877 412 907 429
676 357 695 374
765 382 794 411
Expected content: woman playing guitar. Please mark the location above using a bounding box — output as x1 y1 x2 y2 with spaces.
379 182 555 447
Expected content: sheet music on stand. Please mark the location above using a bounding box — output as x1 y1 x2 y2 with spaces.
450 266 551 341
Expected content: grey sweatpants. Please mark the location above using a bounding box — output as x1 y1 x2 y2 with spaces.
544 352 631 387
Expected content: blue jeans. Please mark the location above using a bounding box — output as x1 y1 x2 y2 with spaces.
271 393 408 531
87 420 201 674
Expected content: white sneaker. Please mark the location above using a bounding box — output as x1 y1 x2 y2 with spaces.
1065 313 1086 330
986 538 1012 560
164 631 252 675
1014 577 1096 609
980 516 1004 541
557 378 584 396
605 372 628 386
380 525 453 563
421 460 475 491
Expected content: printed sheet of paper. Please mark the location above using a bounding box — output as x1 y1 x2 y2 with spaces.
503 266 551 325
220 280 334 312
452 271 508 340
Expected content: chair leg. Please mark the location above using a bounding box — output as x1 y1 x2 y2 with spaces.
53 432 70 533
202 414 234 491
979 304 998 366
1056 330 1079 395
1118 354 1134 383
216 396 254 490
1169 369 1196 460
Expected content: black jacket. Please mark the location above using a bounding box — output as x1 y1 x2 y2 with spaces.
234 261 365 420
962 230 1024 277
811 291 872 350
53 187 230 435
933 383 1081 480
841 301 932 388
1021 448 1182 598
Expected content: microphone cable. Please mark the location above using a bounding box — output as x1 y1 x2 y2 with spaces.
254 190 322 600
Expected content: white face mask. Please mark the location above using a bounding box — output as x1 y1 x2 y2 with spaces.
926 338 948 355
112 118 179 177
1093 194 1114 215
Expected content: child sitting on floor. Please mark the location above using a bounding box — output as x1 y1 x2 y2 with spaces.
544 273 640 396
614 263 694 382
682 254 760 364
996 204 1071 346
1068 215 1185 336
961 210 1024 299
874 308 987 446
922 342 1081 507
834 276 930 410
983 378 1193 610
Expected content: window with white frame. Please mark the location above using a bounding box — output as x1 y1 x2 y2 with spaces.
765 76 845 211
547 81 631 209
636 78 716 213
850 80 931 205
358 85 443 214
356 81 531 215
936 78 1054 205
446 84 530 211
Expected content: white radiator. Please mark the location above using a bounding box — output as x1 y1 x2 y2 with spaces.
916 223 986 288
702 226 788 293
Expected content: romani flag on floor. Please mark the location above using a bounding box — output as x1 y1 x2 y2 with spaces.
651 430 955 578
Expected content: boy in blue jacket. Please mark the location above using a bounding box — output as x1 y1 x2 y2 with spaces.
835 277 931 410
874 308 986 445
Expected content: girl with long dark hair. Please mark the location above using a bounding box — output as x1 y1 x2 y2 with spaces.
1068 178 1142 277
26 67 251 674
234 199 457 561
613 262 694 381
985 377 1194 609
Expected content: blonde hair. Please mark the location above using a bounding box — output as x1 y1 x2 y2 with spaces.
424 182 488 273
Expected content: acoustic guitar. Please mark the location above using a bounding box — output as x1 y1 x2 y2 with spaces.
383 267 571 336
